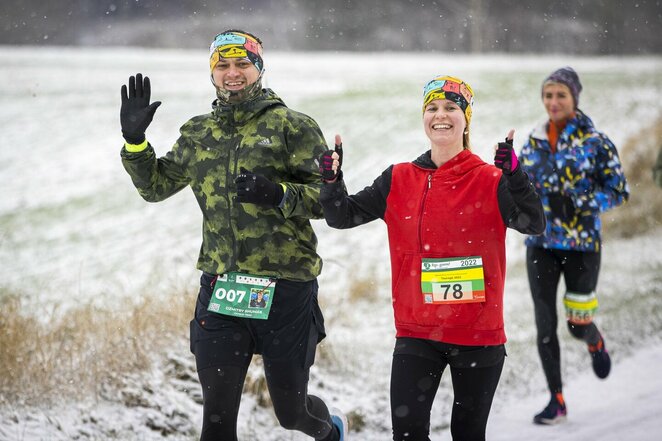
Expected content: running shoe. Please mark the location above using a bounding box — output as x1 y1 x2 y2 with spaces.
330 407 348 441
589 334 611 379
533 392 567 425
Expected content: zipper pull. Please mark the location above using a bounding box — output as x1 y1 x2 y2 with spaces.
428 174 432 188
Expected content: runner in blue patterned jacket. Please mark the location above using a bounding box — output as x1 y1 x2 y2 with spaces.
519 67 629 425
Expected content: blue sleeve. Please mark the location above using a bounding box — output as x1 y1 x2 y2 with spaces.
569 134 629 213
518 136 540 183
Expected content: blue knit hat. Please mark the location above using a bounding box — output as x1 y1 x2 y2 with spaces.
542 67 582 109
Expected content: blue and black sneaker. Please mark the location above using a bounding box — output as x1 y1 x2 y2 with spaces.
330 407 348 441
589 334 611 379
533 392 567 425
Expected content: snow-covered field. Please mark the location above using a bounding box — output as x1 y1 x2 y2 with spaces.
1 47 661 440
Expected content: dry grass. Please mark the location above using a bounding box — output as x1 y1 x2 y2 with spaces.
0 282 327 412
0 287 192 407
347 409 367 433
602 115 662 238
242 357 272 408
346 271 382 304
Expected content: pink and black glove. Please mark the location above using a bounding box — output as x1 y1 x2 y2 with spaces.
319 142 343 182
494 137 520 175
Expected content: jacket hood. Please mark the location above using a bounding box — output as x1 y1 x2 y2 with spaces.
212 88 285 126
412 149 486 176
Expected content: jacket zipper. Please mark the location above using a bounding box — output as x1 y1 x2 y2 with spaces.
226 140 240 272
418 173 432 252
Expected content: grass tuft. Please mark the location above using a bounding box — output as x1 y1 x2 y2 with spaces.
602 115 662 238
347 271 382 304
347 409 367 432
0 287 192 407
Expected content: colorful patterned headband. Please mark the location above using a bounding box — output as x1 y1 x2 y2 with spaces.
209 31 264 72
422 75 475 124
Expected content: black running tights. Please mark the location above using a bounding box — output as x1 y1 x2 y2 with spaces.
390 353 504 441
197 358 336 441
526 246 601 393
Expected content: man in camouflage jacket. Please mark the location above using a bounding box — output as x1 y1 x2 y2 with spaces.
120 85 326 281
118 30 346 441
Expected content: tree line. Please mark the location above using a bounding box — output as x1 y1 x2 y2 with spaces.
1 0 660 54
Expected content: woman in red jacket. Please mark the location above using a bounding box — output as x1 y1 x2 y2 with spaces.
319 75 545 441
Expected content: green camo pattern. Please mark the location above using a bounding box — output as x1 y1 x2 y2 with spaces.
121 89 327 281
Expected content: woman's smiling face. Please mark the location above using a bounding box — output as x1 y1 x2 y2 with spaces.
423 99 467 149
543 82 575 124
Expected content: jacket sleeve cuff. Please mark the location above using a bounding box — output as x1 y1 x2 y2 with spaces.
277 183 287 209
124 139 149 153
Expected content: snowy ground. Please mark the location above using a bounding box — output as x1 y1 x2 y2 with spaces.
1 47 661 312
1 47 661 440
2 330 661 441
487 336 662 441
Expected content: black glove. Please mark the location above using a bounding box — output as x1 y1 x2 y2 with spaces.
120 73 162 144
319 141 343 182
494 137 519 175
548 193 576 221
234 167 284 206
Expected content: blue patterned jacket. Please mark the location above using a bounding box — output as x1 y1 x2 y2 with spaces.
519 110 629 252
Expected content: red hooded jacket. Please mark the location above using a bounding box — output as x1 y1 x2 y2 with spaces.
320 148 545 347
385 150 506 345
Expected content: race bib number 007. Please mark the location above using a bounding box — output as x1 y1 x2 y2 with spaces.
421 256 486 304
207 272 276 320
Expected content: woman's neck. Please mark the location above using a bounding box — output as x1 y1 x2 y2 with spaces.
430 143 464 167
550 110 576 129
550 118 568 131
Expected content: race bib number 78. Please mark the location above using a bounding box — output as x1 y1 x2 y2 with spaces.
421 256 486 304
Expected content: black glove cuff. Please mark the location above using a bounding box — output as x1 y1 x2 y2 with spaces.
122 132 145 145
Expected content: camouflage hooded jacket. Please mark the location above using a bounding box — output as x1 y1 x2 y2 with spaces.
519 109 629 252
121 89 327 281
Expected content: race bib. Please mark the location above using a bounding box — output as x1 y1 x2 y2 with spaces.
563 291 598 325
421 256 486 304
207 272 276 320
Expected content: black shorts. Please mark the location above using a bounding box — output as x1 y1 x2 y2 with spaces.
190 272 326 371
393 337 506 368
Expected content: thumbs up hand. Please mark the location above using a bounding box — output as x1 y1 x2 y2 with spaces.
319 134 343 182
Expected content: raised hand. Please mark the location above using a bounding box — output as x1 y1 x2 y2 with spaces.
319 134 343 182
494 129 519 175
120 73 162 144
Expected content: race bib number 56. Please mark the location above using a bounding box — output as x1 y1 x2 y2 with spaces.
421 256 486 304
